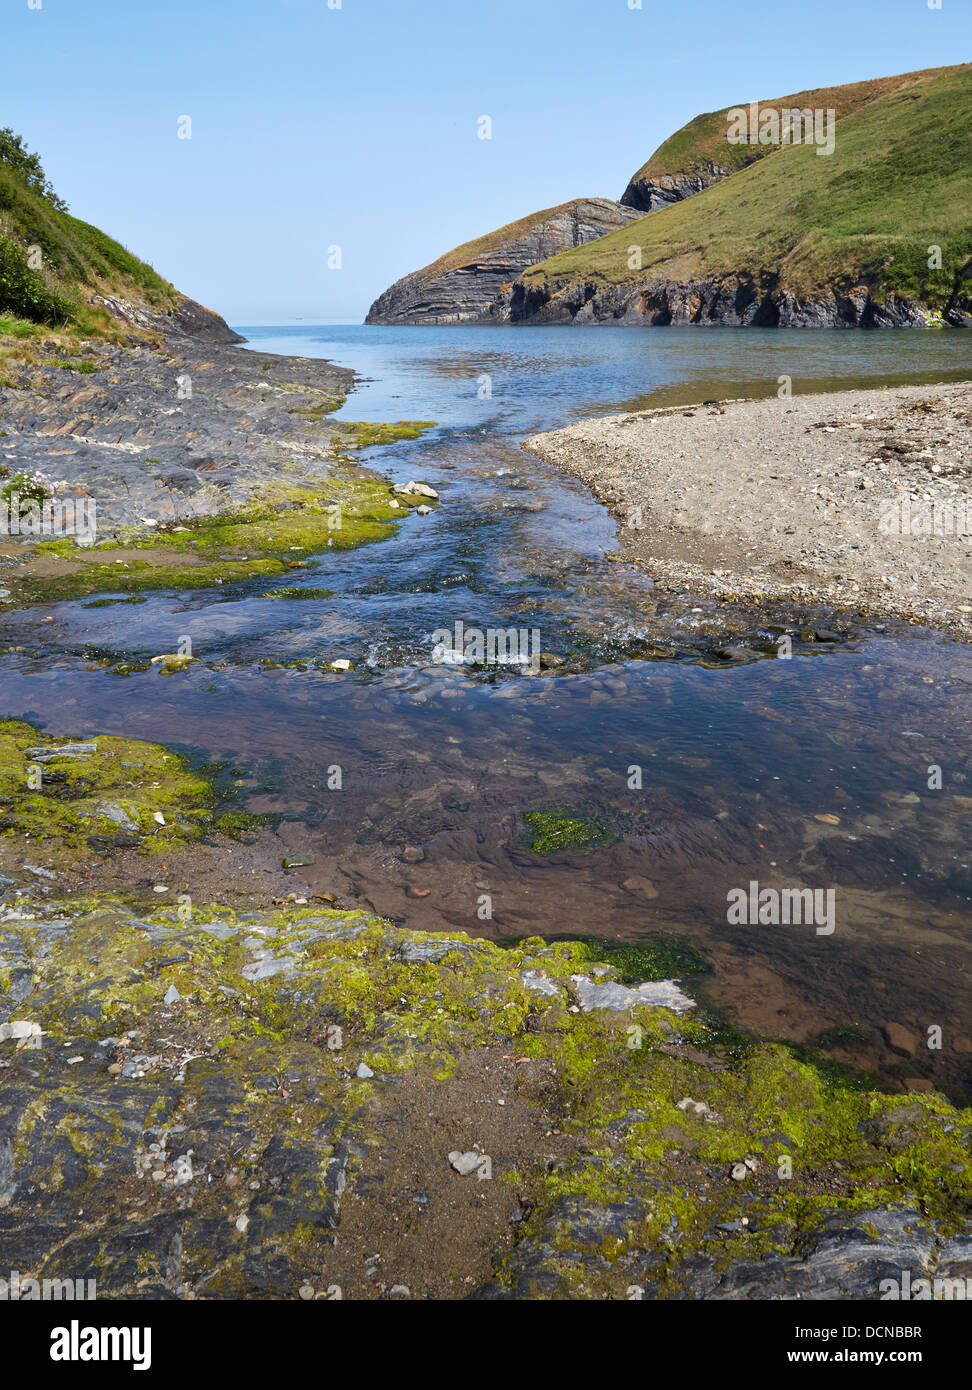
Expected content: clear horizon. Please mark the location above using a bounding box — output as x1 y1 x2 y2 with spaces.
4 0 968 323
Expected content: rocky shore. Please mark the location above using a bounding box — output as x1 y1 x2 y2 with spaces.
525 382 972 638
1 315 969 1301
0 315 434 603
2 873 970 1300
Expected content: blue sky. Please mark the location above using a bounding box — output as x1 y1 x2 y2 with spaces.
4 0 967 323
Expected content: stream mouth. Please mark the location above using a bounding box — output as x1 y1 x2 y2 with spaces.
3 325 969 1100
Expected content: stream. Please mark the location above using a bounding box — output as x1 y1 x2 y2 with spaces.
3 325 970 1098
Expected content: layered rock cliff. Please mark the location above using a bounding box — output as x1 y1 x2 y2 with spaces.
365 198 644 325
508 64 972 330
364 64 970 330
620 161 732 213
503 274 970 328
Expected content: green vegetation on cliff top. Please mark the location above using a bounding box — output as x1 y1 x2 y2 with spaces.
0 127 176 330
626 63 964 186
523 64 972 309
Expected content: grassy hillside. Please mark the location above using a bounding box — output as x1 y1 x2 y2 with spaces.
626 63 967 189
0 128 176 332
522 64 972 311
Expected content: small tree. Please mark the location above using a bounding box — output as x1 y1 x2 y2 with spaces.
0 128 68 211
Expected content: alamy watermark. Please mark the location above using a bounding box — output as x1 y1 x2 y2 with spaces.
431 620 541 674
727 103 835 156
727 880 836 935
0 474 96 543
1 1269 96 1300
878 496 970 537
880 1269 971 1300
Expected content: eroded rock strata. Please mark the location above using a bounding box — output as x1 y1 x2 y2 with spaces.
365 199 644 325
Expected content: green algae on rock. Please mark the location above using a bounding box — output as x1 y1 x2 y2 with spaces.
8 473 408 602
0 719 213 864
521 810 615 854
1 897 968 1299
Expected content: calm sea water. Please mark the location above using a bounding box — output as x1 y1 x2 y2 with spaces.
3 325 969 1097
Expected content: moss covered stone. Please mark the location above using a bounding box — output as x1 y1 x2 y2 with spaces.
0 719 213 865
1 895 968 1298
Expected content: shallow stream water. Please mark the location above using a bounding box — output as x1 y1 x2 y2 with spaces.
3 326 970 1097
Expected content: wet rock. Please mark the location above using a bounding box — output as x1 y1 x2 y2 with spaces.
393 481 439 500
882 1022 919 1056
521 971 562 998
570 974 694 1015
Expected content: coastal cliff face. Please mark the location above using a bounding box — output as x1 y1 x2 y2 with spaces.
363 63 971 330
92 292 245 343
364 198 644 325
508 64 972 330
620 161 733 213
503 274 969 328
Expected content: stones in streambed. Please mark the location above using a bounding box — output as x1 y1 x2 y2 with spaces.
392 481 439 501
621 874 658 899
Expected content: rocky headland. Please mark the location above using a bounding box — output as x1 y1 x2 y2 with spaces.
367 63 972 330
365 198 643 325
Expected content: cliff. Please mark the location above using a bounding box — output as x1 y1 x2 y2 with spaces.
511 64 972 327
365 198 644 325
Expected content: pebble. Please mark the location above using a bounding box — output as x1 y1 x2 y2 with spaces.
0 1020 42 1040
448 1150 483 1176
356 1062 374 1079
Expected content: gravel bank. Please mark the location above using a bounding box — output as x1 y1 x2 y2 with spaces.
524 382 972 638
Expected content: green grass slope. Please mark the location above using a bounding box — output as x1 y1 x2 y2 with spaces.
624 64 966 193
521 64 972 316
0 128 176 331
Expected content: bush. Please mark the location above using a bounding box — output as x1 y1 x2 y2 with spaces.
0 235 70 324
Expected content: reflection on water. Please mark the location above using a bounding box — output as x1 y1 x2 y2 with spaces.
2 326 969 1098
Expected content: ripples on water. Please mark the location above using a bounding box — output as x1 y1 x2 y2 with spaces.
3 326 969 1097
